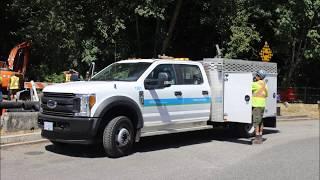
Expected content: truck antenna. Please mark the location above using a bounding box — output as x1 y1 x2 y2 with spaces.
216 44 222 58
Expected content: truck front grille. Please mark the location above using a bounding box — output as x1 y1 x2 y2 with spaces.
41 92 80 116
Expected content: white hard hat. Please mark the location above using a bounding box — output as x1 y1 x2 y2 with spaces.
256 70 266 79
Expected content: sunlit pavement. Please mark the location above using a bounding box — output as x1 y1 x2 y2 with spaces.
1 120 319 180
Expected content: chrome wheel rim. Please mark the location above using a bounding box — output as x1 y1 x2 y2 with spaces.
116 128 130 147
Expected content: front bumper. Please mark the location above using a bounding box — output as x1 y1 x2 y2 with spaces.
38 113 100 144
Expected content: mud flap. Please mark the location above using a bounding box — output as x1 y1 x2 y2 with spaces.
263 116 277 128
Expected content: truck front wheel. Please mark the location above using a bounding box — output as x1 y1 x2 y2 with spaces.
103 116 134 158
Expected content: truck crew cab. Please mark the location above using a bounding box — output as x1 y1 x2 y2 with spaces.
38 58 277 157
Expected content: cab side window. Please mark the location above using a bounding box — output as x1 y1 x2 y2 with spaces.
146 64 176 85
174 64 203 85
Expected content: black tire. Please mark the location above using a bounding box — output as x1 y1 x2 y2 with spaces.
23 101 40 111
103 116 134 158
237 123 255 138
0 101 23 108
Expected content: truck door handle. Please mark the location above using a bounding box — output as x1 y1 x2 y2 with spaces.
175 91 182 96
202 91 209 95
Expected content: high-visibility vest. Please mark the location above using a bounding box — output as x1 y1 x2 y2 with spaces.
10 75 20 90
65 74 71 82
252 80 268 107
0 76 2 85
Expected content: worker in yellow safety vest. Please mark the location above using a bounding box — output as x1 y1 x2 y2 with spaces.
8 73 20 100
252 70 268 144
65 73 71 82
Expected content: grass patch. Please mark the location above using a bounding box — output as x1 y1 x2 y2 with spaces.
278 103 319 119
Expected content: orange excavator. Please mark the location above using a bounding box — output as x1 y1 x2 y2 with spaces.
0 42 40 114
0 42 31 91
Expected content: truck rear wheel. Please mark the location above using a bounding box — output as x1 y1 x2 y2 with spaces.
103 116 134 158
237 123 255 138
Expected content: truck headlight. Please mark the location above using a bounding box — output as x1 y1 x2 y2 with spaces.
75 94 96 117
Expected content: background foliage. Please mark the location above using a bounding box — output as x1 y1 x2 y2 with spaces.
1 0 319 87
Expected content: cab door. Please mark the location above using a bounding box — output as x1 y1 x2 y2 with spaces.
142 64 182 124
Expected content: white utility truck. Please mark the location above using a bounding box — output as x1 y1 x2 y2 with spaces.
38 58 277 157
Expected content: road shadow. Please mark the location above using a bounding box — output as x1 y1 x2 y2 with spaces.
45 144 106 158
134 128 274 153
135 127 280 152
45 127 280 158
263 128 280 135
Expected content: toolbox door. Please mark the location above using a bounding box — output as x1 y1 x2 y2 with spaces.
223 73 252 123
263 76 277 118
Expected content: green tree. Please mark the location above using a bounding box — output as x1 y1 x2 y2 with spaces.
274 0 320 87
197 0 261 59
2 0 319 87
225 9 261 58
8 0 167 80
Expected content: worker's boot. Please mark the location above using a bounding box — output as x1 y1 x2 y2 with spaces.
257 135 263 144
252 135 260 144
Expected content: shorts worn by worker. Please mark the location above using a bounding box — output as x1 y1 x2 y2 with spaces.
9 89 19 96
253 107 264 127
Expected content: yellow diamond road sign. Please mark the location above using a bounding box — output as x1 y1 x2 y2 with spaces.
259 41 273 62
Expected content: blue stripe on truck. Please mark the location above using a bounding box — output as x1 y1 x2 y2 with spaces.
144 97 211 107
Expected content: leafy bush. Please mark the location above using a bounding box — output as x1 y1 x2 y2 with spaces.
44 73 65 83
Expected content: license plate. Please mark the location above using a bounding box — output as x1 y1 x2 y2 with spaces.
44 122 53 131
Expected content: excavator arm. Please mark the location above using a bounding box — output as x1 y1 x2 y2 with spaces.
7 41 31 75
1 41 31 90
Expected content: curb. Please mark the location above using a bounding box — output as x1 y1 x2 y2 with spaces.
277 115 308 119
277 115 317 121
0 139 49 149
0 132 47 148
277 118 316 121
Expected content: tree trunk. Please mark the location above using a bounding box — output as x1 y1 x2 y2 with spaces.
153 18 160 58
161 0 183 55
281 38 307 88
281 40 296 88
135 15 141 58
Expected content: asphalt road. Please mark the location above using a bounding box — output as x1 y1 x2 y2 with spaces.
1 120 319 180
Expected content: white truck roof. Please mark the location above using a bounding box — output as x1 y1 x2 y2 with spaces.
117 59 202 65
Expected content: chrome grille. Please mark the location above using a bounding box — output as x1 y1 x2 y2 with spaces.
41 92 79 116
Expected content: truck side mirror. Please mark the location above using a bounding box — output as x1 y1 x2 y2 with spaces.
158 72 168 81
157 72 172 88
144 72 172 90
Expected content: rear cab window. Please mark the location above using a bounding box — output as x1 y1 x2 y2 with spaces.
174 64 203 85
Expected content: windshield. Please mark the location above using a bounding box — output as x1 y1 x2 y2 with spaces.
90 62 151 81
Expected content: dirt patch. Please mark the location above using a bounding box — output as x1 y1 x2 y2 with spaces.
278 103 320 119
